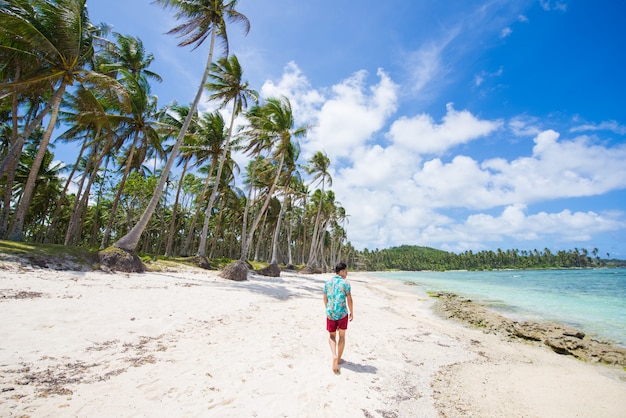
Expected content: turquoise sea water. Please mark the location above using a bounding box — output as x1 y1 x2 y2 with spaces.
372 268 626 347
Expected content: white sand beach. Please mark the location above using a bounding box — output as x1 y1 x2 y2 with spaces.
1 261 625 417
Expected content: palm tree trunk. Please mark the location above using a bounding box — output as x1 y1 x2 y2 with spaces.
270 193 287 264
0 95 55 178
181 161 215 256
113 29 218 253
46 135 90 243
9 80 68 241
239 162 258 261
196 98 238 257
165 158 190 256
307 187 325 268
0 74 22 238
65 148 104 246
101 136 139 248
241 154 285 262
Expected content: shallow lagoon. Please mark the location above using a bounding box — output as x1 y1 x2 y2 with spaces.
374 268 626 347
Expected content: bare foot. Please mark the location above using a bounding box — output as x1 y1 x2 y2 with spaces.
332 358 340 374
338 358 345 364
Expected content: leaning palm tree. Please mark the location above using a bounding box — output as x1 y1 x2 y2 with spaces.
305 150 332 270
196 54 257 258
100 70 164 248
180 110 227 256
0 0 118 241
158 103 199 257
110 0 250 260
269 140 300 265
239 97 307 264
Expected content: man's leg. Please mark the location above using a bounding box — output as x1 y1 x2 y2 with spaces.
328 332 340 372
337 329 347 363
328 331 337 357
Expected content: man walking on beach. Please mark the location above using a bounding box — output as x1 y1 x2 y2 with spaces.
323 262 353 373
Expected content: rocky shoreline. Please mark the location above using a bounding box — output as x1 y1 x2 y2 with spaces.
430 291 626 367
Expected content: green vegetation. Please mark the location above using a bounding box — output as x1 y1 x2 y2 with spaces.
0 240 622 273
0 0 350 270
0 240 98 264
362 245 625 271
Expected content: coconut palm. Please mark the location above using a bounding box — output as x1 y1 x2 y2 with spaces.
180 110 227 256
158 103 199 256
100 70 164 248
0 0 118 241
239 96 307 263
305 150 332 269
269 139 300 265
196 54 257 258
97 33 163 83
111 0 250 255
54 83 127 245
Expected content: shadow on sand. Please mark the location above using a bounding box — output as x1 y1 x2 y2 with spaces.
340 360 377 374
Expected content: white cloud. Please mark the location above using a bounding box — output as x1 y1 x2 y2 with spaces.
388 102 502 154
304 68 398 161
473 67 504 89
260 61 325 126
570 120 626 135
402 27 460 98
482 130 626 201
501 27 513 38
508 115 542 136
540 0 568 12
461 204 623 244
249 63 626 253
337 124 626 250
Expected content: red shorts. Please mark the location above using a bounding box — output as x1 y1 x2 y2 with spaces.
326 315 349 332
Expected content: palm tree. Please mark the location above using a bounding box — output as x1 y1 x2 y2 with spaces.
13 140 64 242
269 140 300 265
111 0 250 255
97 33 163 83
196 54 257 258
100 70 164 248
239 97 307 263
158 103 199 257
54 81 129 245
0 0 118 241
180 110 227 256
305 150 332 269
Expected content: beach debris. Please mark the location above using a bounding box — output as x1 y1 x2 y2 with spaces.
1 289 46 300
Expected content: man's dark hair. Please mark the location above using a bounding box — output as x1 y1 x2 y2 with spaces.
335 262 347 274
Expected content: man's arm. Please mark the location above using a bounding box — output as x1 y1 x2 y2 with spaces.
347 292 353 321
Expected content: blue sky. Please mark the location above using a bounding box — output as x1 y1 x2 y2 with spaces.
81 0 626 257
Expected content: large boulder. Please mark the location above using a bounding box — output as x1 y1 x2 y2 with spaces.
220 260 249 281
98 246 145 273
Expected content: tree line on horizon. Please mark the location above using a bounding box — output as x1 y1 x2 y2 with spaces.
358 245 622 271
0 0 353 271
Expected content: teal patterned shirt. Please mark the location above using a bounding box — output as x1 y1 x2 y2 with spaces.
324 275 351 320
